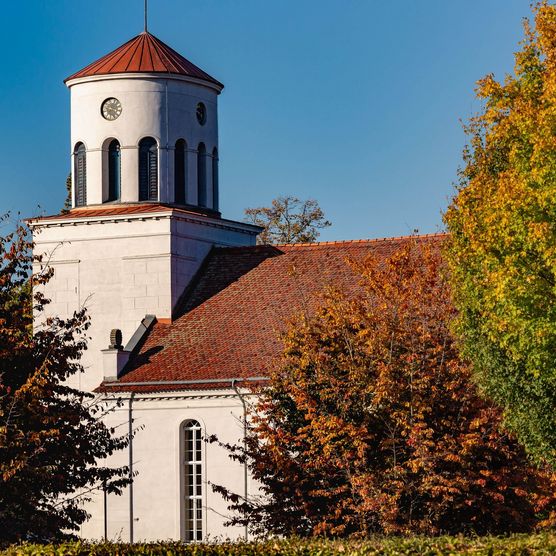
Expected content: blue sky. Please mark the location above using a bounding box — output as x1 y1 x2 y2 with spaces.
0 0 533 241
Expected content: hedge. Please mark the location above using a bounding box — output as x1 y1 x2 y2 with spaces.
4 533 556 555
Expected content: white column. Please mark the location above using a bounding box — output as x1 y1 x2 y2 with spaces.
121 146 138 202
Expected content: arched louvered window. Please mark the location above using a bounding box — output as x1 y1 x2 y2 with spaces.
183 420 203 542
175 139 187 205
74 142 87 207
139 137 158 201
211 148 219 211
197 143 207 208
108 139 121 202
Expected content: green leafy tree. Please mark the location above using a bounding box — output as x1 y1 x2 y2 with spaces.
444 1 556 466
213 240 556 537
245 196 331 244
0 217 129 544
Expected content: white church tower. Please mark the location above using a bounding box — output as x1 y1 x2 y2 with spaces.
31 29 259 393
30 19 263 543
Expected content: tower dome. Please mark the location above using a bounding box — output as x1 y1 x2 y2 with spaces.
65 31 223 88
66 32 222 212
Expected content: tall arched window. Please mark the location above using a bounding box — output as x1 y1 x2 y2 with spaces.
74 142 87 207
197 143 207 207
183 420 203 542
211 148 219 211
175 139 187 205
139 137 158 201
108 139 121 202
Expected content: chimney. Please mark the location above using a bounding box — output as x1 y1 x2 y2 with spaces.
101 329 130 381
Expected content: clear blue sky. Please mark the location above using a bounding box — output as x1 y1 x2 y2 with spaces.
0 0 533 241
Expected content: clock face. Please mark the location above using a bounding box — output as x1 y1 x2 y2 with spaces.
196 102 207 125
101 98 122 121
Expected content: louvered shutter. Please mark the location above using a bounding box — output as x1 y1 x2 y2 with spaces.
148 147 158 201
74 144 87 207
174 140 186 205
108 140 121 201
139 138 158 201
197 143 207 207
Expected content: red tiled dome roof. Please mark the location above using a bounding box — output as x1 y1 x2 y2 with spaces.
65 31 223 88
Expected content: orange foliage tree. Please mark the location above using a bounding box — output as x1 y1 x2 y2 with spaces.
213 239 556 536
0 219 129 543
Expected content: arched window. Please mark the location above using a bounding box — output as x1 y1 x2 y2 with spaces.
73 142 87 207
211 148 219 211
183 420 203 542
108 139 121 202
139 137 158 201
175 139 187 205
197 143 207 207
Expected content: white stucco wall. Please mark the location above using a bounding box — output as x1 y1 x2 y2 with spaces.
31 211 258 392
31 211 260 542
80 391 255 542
67 74 220 208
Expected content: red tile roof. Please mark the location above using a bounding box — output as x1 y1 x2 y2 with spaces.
65 31 223 88
100 234 445 393
28 203 218 222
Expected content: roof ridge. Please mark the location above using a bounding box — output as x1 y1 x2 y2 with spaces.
276 232 448 247
215 233 447 251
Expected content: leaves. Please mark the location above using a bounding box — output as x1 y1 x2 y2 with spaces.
444 1 556 466
213 239 556 537
0 217 129 544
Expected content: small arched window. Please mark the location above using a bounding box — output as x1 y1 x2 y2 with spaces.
175 139 187 205
197 143 207 208
74 142 87 207
211 148 219 211
139 137 158 201
108 139 121 202
183 420 203 542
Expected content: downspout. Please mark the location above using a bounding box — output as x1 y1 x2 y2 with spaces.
103 481 108 541
231 379 249 541
128 391 136 543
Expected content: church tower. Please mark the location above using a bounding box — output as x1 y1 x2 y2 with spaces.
30 30 260 392
65 31 223 209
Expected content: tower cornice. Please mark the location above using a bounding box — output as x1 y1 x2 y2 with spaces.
65 72 223 93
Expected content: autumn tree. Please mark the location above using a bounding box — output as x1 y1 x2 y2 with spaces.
444 2 556 466
213 239 556 537
244 196 331 244
0 217 129 544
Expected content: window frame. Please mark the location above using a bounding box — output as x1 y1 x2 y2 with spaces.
138 137 159 202
73 142 87 207
107 139 121 202
197 143 207 208
174 139 187 205
181 419 204 542
211 147 219 211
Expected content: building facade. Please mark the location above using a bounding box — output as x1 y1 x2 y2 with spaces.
31 30 261 542
30 27 441 542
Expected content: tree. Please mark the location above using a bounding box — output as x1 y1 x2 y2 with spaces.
62 173 72 214
213 239 556 537
0 217 129 544
244 196 331 244
444 1 556 466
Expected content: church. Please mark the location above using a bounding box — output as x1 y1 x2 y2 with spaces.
29 26 433 542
